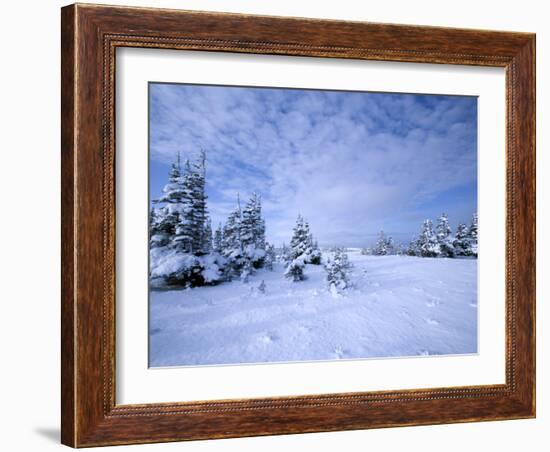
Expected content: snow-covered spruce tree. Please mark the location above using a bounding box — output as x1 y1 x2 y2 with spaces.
289 215 314 261
361 247 372 256
172 160 197 253
264 243 276 270
284 256 306 282
280 242 291 264
393 242 405 255
189 150 208 254
468 213 478 257
386 236 395 255
203 217 213 254
435 213 455 257
239 195 255 246
152 155 186 248
325 248 351 294
308 236 322 265
374 231 386 255
150 152 228 288
156 153 186 205
191 152 209 253
221 202 244 276
239 193 266 268
284 215 314 281
213 223 223 253
171 152 210 255
417 219 440 257
406 236 420 256
149 207 172 248
255 198 266 251
453 223 470 256
374 230 394 256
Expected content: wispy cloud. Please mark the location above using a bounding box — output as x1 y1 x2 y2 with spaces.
150 83 477 247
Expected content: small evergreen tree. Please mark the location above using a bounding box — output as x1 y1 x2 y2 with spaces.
256 204 266 251
280 242 291 263
239 193 266 267
453 223 470 256
386 236 395 255
284 257 305 282
406 236 420 256
289 215 314 261
240 193 258 248
418 219 440 257
222 207 243 260
325 248 351 293
393 242 405 255
309 238 322 264
435 213 455 257
374 230 394 255
213 223 223 253
264 243 276 270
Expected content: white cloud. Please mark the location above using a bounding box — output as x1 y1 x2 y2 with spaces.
150 84 477 247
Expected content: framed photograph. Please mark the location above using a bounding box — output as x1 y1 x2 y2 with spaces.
61 3 535 447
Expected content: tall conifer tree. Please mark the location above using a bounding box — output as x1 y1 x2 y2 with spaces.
418 219 440 257
435 213 455 257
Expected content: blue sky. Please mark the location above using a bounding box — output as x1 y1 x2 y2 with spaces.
149 83 477 247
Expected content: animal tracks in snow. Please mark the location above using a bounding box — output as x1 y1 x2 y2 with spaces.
150 255 477 367
426 297 442 308
258 331 280 344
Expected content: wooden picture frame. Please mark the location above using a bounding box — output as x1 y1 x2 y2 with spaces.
61 3 535 447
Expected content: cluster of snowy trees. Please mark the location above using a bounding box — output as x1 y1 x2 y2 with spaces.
150 152 209 253
149 153 476 292
216 192 268 282
373 231 394 256
149 153 327 288
359 213 478 259
283 215 322 282
280 220 353 294
361 231 405 256
149 153 270 287
407 213 478 258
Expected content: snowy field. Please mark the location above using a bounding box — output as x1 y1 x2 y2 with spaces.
149 252 477 367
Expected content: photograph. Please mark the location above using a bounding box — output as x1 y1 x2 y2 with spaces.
52 1 537 447
148 83 479 367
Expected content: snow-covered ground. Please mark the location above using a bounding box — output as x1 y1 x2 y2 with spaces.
149 252 477 367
